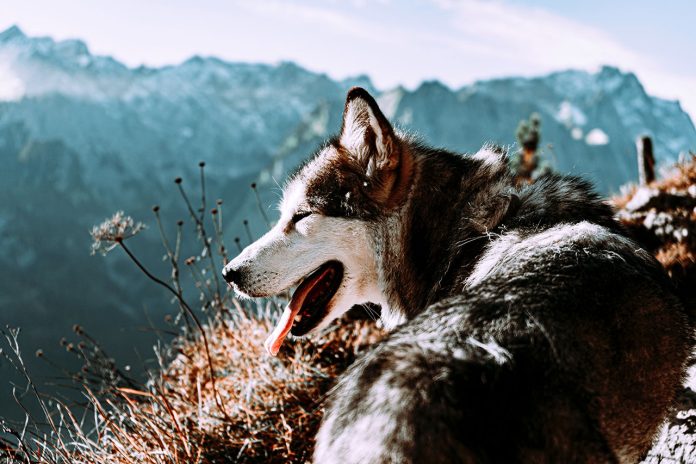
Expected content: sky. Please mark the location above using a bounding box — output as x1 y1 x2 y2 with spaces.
2 0 695 118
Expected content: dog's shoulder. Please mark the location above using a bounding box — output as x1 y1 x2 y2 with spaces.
468 220 659 286
465 173 657 288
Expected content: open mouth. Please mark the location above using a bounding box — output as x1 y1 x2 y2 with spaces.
264 260 344 356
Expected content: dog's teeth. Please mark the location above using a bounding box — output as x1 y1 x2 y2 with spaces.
294 315 302 322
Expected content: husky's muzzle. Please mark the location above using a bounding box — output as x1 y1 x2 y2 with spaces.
221 261 257 296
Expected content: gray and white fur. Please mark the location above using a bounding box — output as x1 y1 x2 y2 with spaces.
223 88 690 463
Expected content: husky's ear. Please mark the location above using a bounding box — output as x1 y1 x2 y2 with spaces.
339 87 400 176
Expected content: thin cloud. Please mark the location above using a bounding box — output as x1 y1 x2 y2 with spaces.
231 0 405 46
431 0 646 68
425 0 696 117
259 0 696 118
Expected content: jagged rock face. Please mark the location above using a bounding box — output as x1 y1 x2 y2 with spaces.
380 67 696 193
642 365 696 464
0 25 695 419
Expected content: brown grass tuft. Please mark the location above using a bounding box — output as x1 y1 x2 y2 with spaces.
157 311 384 463
614 153 696 294
4 155 696 463
1 309 384 463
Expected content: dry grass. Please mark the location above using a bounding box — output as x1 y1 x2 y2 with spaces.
613 153 696 208
1 307 384 464
614 153 696 294
155 310 383 463
3 156 696 463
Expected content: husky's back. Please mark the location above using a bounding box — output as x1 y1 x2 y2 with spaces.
317 217 688 463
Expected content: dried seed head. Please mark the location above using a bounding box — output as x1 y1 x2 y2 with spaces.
90 211 146 255
251 183 257 189
177 220 184 226
152 205 160 213
211 208 218 215
199 161 206 167
73 324 83 335
216 199 223 205
174 177 182 184
35 349 44 358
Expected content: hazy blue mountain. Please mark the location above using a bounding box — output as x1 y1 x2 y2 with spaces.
0 25 695 419
377 68 696 192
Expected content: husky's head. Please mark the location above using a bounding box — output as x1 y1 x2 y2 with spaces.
222 88 413 355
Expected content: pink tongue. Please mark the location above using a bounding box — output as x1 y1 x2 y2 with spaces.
264 266 330 356
264 302 301 356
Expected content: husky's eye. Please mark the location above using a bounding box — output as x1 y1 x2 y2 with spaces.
291 211 312 224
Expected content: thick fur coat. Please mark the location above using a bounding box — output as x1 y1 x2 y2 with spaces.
224 88 690 463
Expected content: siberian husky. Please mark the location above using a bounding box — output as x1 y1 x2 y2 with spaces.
223 88 690 463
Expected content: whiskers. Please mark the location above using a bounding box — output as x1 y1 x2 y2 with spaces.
455 232 500 249
358 303 381 322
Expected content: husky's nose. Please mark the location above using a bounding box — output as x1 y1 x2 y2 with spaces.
222 263 241 285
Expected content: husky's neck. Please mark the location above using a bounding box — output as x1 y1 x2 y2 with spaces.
373 145 510 328
373 144 616 329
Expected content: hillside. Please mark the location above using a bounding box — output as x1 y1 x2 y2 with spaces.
3 156 695 462
1 24 695 419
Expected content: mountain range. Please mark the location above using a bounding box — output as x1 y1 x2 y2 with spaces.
1 25 695 419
